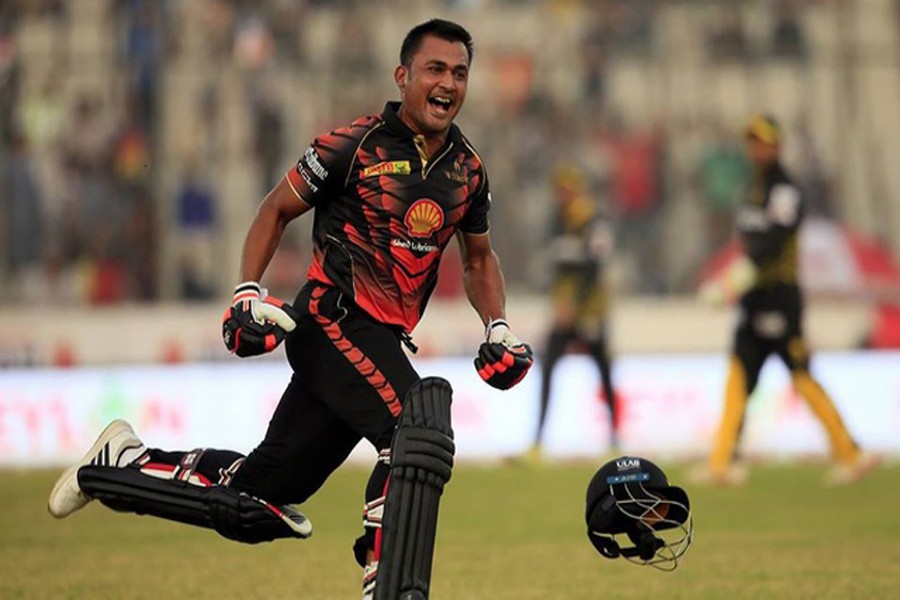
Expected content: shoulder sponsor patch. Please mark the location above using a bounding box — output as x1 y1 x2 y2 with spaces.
361 160 411 178
303 147 329 180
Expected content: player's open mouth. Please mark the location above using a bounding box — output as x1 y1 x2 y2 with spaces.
428 96 453 114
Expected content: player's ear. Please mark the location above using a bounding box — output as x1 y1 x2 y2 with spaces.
395 65 408 92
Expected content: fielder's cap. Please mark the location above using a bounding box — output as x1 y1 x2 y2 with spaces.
585 456 690 534
745 114 781 145
553 163 586 191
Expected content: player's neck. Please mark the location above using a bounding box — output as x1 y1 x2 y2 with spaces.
397 108 449 157
420 133 448 158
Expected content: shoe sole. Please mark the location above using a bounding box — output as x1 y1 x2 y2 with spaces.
48 419 134 518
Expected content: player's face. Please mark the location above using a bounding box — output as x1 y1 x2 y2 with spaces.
745 136 779 165
395 35 469 138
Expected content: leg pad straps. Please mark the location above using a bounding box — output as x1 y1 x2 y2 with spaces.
374 376 455 600
78 465 311 543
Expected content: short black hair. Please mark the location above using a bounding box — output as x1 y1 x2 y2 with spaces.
400 19 474 67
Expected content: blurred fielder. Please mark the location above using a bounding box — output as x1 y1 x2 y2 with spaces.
700 115 879 486
48 19 533 600
531 164 619 460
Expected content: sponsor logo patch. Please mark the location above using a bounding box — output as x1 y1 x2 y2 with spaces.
295 163 319 194
404 199 444 238
616 458 641 471
303 147 329 180
606 472 651 484
445 153 468 183
391 238 438 253
362 161 411 178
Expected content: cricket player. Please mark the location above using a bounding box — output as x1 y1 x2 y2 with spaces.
49 19 533 599
531 164 618 460
701 114 879 486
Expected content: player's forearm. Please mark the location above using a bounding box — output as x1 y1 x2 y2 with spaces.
239 202 289 283
463 249 507 326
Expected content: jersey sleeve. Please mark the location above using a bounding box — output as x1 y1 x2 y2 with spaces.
738 182 801 265
459 166 491 234
285 126 360 207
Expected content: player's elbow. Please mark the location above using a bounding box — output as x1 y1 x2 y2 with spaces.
463 248 500 277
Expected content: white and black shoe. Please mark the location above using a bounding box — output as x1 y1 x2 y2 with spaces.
276 503 313 539
361 562 378 600
48 420 146 518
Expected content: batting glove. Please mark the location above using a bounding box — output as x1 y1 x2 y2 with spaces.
222 281 301 358
474 318 534 390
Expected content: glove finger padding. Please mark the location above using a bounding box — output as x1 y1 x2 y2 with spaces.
222 296 300 358
259 295 301 332
475 341 534 390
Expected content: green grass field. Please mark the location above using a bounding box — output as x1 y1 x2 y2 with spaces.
2 461 899 599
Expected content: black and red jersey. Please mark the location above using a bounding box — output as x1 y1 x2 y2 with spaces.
285 101 491 332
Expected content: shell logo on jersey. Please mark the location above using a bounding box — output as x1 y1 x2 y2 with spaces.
404 199 444 237
361 160 411 179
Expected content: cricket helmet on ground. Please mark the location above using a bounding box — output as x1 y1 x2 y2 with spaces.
585 456 693 571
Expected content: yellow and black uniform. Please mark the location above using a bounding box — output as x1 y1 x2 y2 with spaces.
708 121 862 477
536 166 618 451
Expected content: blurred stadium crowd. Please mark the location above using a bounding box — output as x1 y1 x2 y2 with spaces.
1 0 899 307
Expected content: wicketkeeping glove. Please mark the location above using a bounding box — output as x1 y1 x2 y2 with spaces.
474 318 534 390
222 281 301 358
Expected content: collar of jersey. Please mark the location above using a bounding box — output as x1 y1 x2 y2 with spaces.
381 101 462 147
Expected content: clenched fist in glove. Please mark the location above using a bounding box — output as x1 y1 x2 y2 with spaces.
474 318 534 390
222 282 302 358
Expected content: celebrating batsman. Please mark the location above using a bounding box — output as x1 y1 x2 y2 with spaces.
48 19 533 599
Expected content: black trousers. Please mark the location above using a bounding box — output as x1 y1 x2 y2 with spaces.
713 283 859 468
537 325 617 446
734 283 808 394
143 282 420 554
